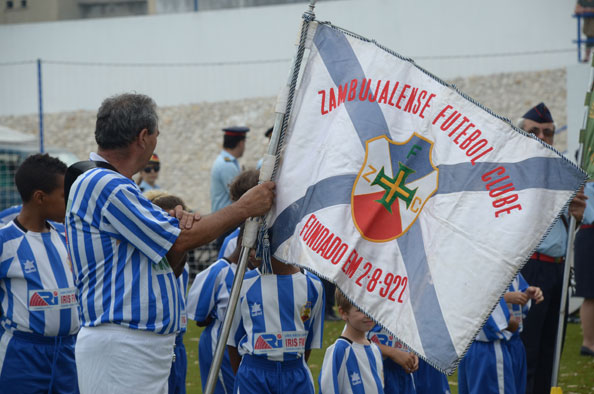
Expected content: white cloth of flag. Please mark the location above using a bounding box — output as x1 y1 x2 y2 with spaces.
267 22 586 373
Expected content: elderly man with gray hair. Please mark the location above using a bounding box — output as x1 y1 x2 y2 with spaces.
65 93 274 393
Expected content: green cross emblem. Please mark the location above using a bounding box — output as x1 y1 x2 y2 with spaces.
371 162 418 213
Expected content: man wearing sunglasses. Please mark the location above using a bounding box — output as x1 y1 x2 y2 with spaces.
518 102 587 394
138 152 161 192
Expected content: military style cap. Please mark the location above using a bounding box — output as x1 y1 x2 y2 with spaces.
222 126 250 136
522 103 554 124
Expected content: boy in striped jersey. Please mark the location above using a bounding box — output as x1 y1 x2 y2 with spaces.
0 154 80 393
150 193 191 394
504 274 542 394
319 289 384 394
457 298 517 394
66 93 274 394
227 256 325 394
368 324 417 394
187 169 261 394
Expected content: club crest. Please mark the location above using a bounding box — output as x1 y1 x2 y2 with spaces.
351 134 438 242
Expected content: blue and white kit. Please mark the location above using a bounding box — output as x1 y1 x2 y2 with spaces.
227 269 325 394
66 156 184 393
66 165 183 334
506 274 530 394
186 258 236 394
319 336 384 394
169 263 190 394
218 228 239 259
0 220 80 393
458 298 516 394
368 325 414 394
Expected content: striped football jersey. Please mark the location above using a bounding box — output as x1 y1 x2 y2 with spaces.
0 220 79 336
319 337 384 394
506 273 530 337
475 298 511 342
178 263 190 333
227 269 325 362
65 167 183 334
186 258 235 332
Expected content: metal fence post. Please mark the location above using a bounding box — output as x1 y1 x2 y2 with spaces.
37 58 44 153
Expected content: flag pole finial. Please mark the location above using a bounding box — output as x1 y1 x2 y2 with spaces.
303 0 317 21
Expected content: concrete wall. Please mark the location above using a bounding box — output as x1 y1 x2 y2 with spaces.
0 0 580 116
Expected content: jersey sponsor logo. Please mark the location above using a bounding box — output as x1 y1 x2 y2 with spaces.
23 260 36 273
250 302 262 317
28 287 78 311
254 333 283 352
369 332 394 348
351 134 438 242
253 331 308 354
300 301 312 322
350 371 362 386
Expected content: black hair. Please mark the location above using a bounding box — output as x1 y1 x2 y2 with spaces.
223 134 246 149
95 93 159 150
15 153 67 202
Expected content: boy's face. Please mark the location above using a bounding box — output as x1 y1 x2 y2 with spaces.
42 175 66 222
339 305 375 333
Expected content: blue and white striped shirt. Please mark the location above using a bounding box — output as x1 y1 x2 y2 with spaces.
178 263 189 333
475 298 511 342
227 269 325 362
0 205 22 227
0 220 79 336
506 274 530 337
66 166 182 334
319 337 384 394
186 258 235 331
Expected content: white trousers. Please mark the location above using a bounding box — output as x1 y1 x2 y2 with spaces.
76 325 176 394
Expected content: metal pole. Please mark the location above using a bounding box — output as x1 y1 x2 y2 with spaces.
203 2 317 394
578 15 583 63
550 63 593 389
37 58 44 153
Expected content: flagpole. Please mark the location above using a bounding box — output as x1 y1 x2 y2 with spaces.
550 60 594 392
203 3 317 393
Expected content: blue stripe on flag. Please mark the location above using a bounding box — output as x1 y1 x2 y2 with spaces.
396 221 458 366
314 24 390 147
270 174 356 251
313 23 456 366
437 158 584 194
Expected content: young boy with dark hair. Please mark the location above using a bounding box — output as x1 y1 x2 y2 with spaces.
0 153 79 393
319 289 384 394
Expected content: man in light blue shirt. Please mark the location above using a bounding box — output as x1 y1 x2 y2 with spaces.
211 126 249 214
211 127 249 248
517 103 587 394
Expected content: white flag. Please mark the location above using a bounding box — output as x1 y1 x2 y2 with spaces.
267 22 585 372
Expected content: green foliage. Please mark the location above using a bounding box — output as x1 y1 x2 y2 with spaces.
182 321 594 393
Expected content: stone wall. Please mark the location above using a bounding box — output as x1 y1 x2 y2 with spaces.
0 68 567 213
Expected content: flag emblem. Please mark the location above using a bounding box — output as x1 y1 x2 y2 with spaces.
351 134 438 242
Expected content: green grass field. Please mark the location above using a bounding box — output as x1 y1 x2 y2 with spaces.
182 319 594 393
